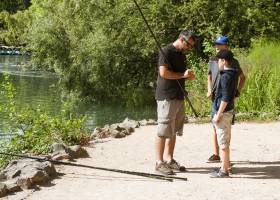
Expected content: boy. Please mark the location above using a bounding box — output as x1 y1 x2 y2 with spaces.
207 36 245 162
211 49 239 178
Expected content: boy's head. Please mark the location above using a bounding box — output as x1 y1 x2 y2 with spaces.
216 50 234 70
214 36 229 53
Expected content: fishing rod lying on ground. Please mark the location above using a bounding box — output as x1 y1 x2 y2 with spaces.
132 0 199 118
0 152 188 182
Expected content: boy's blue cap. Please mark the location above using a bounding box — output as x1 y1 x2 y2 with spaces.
214 36 229 45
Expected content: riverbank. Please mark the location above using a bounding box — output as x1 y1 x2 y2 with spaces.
5 122 280 200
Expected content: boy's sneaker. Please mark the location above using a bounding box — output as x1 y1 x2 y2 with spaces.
207 154 221 162
167 159 186 172
155 162 175 175
210 169 230 178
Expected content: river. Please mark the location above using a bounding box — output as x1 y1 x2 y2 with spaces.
0 55 156 137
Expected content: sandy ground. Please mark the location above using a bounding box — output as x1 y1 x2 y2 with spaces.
4 122 280 200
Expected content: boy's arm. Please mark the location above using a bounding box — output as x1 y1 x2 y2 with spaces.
238 71 246 92
207 74 212 98
213 101 228 122
213 75 231 123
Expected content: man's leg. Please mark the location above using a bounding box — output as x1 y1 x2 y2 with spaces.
155 100 174 175
166 100 186 171
155 136 166 162
166 135 176 161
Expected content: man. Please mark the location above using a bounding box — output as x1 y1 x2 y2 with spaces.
207 36 246 162
155 30 197 175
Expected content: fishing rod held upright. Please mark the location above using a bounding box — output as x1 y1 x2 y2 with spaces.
132 0 199 118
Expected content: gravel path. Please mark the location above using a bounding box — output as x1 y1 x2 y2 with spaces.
6 122 280 200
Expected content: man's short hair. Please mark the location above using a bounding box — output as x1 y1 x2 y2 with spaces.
179 30 197 42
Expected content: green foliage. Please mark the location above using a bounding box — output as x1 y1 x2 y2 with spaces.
236 40 280 115
0 74 90 168
0 0 31 13
0 10 32 45
1 0 280 104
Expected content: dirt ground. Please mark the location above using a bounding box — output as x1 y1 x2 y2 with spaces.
5 122 280 200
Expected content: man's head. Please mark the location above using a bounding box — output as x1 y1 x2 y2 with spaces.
216 49 234 70
176 30 197 52
214 36 229 52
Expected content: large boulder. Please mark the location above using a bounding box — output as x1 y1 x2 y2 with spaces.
0 158 56 195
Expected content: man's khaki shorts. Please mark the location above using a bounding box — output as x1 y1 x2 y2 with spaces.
213 110 234 149
157 99 185 138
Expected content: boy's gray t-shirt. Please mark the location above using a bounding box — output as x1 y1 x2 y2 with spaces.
208 56 242 96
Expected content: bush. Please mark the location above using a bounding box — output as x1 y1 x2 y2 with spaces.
236 40 280 116
0 74 90 168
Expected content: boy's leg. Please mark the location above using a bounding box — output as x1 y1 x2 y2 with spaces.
221 147 230 172
213 127 219 156
211 110 233 177
208 104 221 162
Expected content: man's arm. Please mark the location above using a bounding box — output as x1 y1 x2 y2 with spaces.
159 65 195 80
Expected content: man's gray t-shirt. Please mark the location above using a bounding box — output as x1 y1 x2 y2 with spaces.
208 56 242 97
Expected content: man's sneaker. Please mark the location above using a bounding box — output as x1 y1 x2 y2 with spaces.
155 162 175 175
207 154 221 162
166 159 186 172
210 169 230 178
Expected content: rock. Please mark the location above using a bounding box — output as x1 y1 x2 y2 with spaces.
51 143 66 152
97 129 111 139
0 183 8 197
51 154 71 161
68 145 88 158
90 127 102 140
109 123 124 132
0 158 56 192
51 143 71 160
147 119 157 125
140 119 157 126
110 130 125 138
4 180 21 193
120 118 140 129
139 119 148 126
16 177 32 189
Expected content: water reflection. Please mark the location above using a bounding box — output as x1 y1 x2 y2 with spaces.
0 55 156 134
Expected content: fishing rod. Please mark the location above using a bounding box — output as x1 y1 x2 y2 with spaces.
0 152 188 182
132 0 199 118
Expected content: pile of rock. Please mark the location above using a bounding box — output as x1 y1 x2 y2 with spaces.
0 159 56 197
90 118 157 140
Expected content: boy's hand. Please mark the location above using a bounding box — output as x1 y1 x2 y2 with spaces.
207 90 212 98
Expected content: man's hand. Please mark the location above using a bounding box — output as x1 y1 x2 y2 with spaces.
183 69 195 80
